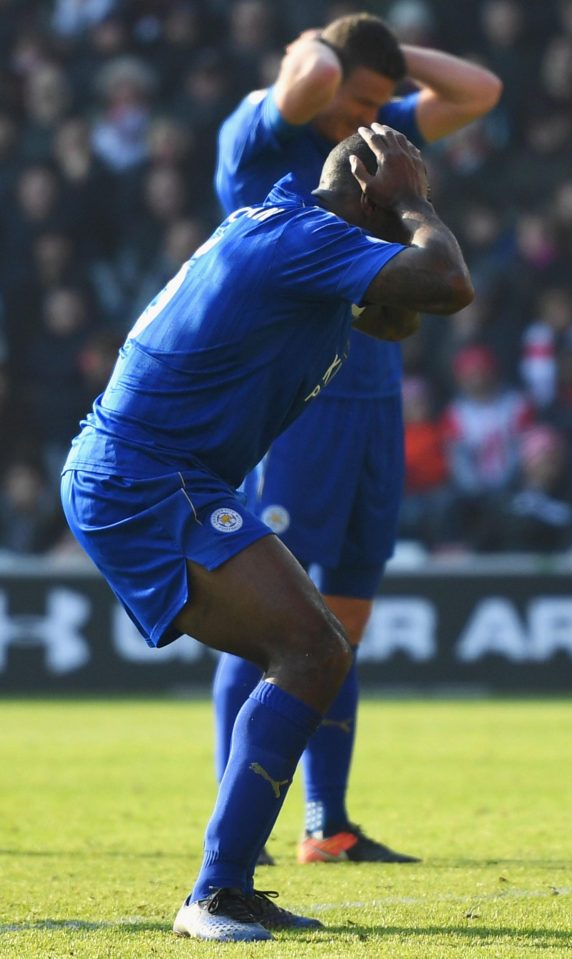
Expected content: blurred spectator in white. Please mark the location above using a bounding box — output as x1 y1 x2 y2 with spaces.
520 286 572 410
91 56 156 171
51 0 118 38
399 376 454 550
441 344 534 547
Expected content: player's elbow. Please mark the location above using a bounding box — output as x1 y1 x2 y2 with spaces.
441 271 475 314
310 56 343 95
474 71 503 117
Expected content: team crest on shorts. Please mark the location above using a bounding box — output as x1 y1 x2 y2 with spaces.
210 508 243 532
261 505 290 534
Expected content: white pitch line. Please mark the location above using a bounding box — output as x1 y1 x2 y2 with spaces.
311 886 572 911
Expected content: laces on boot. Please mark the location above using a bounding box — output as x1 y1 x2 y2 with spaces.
203 888 258 923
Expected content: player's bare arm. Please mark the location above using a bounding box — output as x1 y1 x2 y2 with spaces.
354 125 473 315
352 303 420 342
274 30 342 124
402 46 503 143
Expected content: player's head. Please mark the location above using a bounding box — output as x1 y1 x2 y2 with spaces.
314 14 406 144
313 131 410 244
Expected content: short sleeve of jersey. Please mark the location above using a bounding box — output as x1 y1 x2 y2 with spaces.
216 89 301 212
275 208 406 305
379 92 424 148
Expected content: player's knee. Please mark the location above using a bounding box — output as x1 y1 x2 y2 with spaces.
293 612 352 689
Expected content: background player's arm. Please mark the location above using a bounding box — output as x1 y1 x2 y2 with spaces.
403 46 502 143
273 32 342 124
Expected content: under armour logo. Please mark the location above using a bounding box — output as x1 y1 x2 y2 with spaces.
249 762 290 798
322 717 354 734
0 589 90 675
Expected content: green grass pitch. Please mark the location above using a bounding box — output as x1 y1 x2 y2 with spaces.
1 696 571 958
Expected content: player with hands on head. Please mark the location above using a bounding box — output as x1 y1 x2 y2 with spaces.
214 12 500 868
61 125 472 942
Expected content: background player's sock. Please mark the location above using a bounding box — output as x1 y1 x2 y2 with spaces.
212 653 262 780
302 650 358 835
191 680 321 902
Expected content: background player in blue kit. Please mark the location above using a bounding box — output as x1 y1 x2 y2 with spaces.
61 125 472 942
213 12 502 866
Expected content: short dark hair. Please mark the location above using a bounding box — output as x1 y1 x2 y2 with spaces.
321 13 405 82
318 132 410 243
319 132 377 196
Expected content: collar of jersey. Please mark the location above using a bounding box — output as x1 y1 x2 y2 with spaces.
265 172 314 209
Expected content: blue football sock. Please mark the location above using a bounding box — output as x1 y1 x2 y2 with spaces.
191 680 321 902
302 650 358 836
212 653 262 781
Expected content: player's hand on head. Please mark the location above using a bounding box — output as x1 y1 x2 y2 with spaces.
350 124 430 210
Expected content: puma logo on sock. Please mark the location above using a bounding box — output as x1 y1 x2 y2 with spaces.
249 762 290 798
321 717 353 734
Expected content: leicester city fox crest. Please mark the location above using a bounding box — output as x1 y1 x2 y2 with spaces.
261 505 290 534
210 508 244 532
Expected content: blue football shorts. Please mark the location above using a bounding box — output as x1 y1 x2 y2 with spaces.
61 466 273 648
244 392 404 600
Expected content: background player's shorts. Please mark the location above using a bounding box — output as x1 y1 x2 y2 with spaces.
61 467 272 648
244 393 404 599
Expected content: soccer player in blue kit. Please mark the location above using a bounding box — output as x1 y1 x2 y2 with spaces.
213 13 502 865
61 124 473 941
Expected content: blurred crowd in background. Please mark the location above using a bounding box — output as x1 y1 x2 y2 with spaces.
0 0 571 559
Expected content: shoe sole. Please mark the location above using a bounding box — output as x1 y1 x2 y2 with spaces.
173 906 273 941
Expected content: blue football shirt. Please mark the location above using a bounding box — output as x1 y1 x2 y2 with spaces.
64 175 406 489
216 88 424 398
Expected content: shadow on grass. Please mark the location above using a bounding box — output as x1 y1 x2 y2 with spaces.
2 849 570 870
2 919 570 948
0 848 187 860
0 918 168 934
